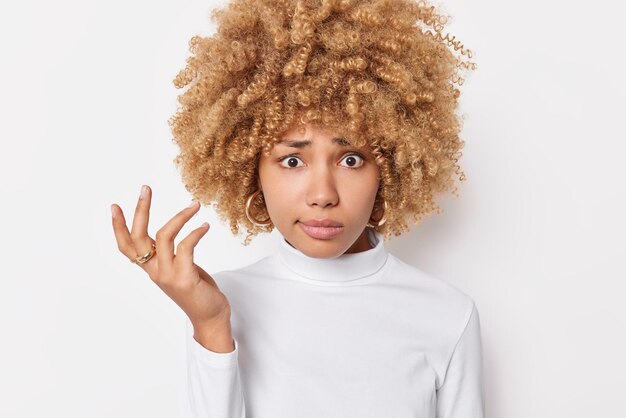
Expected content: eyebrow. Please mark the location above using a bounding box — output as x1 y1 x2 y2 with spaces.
275 137 352 149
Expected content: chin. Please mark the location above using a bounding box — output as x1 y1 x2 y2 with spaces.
300 235 352 258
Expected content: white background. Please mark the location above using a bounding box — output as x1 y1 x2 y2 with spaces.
1 0 624 416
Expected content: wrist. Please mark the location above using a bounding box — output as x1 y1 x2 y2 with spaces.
192 319 234 353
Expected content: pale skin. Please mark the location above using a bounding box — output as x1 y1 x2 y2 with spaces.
110 122 381 353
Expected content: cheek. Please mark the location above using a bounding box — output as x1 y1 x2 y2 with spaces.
258 167 297 214
341 172 379 205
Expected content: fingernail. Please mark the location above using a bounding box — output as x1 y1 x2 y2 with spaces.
188 200 198 208
140 185 147 199
111 204 116 219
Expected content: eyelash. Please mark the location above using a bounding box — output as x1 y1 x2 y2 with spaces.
277 153 366 169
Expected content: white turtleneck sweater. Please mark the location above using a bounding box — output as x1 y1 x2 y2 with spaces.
183 228 485 418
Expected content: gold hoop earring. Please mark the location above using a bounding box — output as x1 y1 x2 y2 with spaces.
245 189 272 227
367 199 388 228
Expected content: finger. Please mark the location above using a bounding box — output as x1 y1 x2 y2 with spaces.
129 185 156 264
155 200 202 274
174 221 210 272
130 184 151 240
111 203 136 262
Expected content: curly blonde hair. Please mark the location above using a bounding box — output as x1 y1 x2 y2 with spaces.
169 0 476 245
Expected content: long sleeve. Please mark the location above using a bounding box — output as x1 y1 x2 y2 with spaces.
184 318 246 418
436 302 486 418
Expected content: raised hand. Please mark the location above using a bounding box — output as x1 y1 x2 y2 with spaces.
111 185 234 351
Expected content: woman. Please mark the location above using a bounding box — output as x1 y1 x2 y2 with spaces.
111 0 484 416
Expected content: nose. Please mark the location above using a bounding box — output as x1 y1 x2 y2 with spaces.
305 163 339 209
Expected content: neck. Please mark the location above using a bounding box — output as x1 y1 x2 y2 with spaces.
344 229 373 253
273 227 389 284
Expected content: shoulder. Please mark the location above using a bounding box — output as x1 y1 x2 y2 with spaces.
386 253 476 316
385 254 477 353
208 255 277 291
212 253 276 275
385 255 480 384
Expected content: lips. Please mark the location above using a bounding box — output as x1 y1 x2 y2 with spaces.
297 218 344 239
299 219 343 227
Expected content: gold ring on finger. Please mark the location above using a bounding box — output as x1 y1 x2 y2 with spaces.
132 243 157 265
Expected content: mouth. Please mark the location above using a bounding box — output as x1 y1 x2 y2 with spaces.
297 221 344 239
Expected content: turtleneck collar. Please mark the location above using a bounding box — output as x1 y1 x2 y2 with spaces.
272 227 389 284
